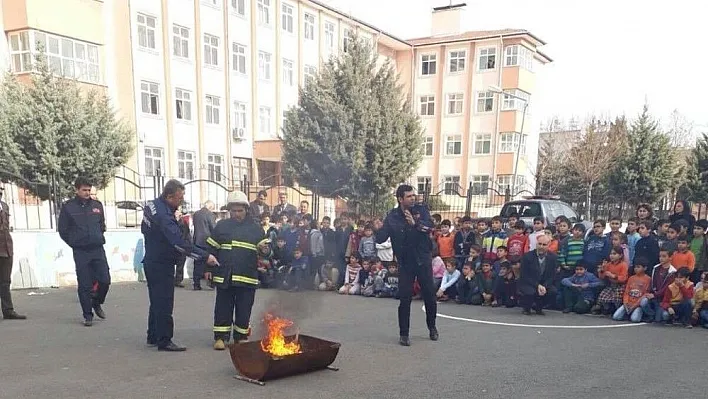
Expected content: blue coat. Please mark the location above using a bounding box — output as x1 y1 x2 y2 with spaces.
141 197 208 265
375 204 433 270
583 234 609 270
561 272 603 302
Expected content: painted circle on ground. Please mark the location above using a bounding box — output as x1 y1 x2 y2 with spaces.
422 305 647 329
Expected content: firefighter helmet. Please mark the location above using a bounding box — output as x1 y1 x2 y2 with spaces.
226 191 249 207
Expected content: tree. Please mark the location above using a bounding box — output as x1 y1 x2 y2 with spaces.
534 139 572 197
564 117 628 219
281 35 423 203
0 53 134 200
665 109 695 148
609 105 676 205
679 133 708 203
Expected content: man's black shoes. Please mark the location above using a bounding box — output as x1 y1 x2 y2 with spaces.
399 336 411 346
158 342 187 352
2 311 26 320
429 328 439 341
93 304 106 319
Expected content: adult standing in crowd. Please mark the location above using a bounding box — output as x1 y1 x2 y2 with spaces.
141 179 218 352
670 200 696 235
173 207 191 288
518 234 558 315
635 203 656 229
297 201 310 219
0 186 25 320
374 184 437 346
272 192 297 219
58 177 110 327
249 190 270 221
191 200 216 290
335 213 353 286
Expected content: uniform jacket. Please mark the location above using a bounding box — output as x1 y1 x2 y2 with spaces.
192 207 216 248
0 200 12 257
375 204 434 269
141 197 207 265
206 217 268 288
58 197 106 250
518 250 558 296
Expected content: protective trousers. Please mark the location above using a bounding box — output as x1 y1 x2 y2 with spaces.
213 286 256 342
73 247 110 319
144 261 175 348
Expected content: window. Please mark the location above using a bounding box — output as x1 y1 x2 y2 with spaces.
444 135 462 156
233 101 247 130
281 4 293 33
502 89 530 111
421 54 436 75
283 59 294 86
140 81 160 115
232 157 252 182
232 43 246 74
207 154 223 182
203 0 220 7
417 177 432 194
419 95 435 116
473 134 491 155
505 45 533 70
175 88 192 121
144 147 164 176
172 25 189 58
257 0 271 25
478 47 496 70
259 106 271 135
203 34 219 66
448 50 466 73
205 95 221 125
443 176 461 195
470 175 490 195
9 31 31 72
258 51 271 80
499 133 527 153
421 136 434 156
177 151 195 180
476 91 494 113
304 13 315 40
447 93 463 115
324 22 335 49
496 175 525 193
137 13 157 50
232 0 245 15
10 31 100 83
342 29 352 53
304 64 316 86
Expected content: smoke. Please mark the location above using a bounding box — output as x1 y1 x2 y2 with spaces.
254 290 325 336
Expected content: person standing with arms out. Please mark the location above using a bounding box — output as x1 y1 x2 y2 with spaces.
142 180 218 352
191 200 216 290
0 186 25 320
58 178 110 327
206 191 270 350
374 184 437 346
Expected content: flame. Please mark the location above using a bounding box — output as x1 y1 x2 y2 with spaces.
260 313 301 357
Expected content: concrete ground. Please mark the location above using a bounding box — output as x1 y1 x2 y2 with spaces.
1 283 705 399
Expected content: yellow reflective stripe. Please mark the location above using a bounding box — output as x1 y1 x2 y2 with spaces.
206 237 221 249
213 326 231 332
234 325 250 335
232 241 257 251
221 244 233 250
231 275 259 285
212 276 225 283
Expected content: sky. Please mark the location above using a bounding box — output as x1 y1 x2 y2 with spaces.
322 0 708 133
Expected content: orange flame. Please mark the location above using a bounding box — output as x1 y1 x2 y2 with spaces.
260 313 301 357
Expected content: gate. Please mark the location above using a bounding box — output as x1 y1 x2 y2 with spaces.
0 169 59 230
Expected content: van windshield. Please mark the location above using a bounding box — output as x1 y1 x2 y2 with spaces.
501 202 543 218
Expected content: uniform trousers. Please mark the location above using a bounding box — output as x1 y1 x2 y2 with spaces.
144 260 175 347
213 285 256 342
73 247 110 319
397 259 437 337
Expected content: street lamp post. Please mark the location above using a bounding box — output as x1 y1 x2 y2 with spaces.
488 85 529 197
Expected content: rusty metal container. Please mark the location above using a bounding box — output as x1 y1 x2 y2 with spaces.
229 335 340 383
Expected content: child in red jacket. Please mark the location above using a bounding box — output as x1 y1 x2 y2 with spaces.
660 267 694 328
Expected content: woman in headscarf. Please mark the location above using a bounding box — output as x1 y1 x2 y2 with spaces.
669 200 696 237
635 203 656 230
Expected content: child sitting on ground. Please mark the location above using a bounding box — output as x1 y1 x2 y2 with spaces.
660 267 694 328
437 259 461 301
468 244 482 271
317 260 339 291
361 259 378 297
561 264 603 314
376 262 399 298
691 272 708 328
432 254 445 289
478 261 496 306
356 258 372 296
594 246 629 315
492 262 518 308
339 254 362 295
285 248 308 292
456 263 482 305
612 259 652 323
492 246 509 276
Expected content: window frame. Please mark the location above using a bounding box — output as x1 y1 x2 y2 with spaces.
420 53 437 76
231 0 246 16
448 49 466 73
205 95 221 125
281 3 294 33
501 89 530 111
137 13 157 51
475 91 494 113
203 34 220 67
477 46 496 71
257 0 271 26
416 176 432 194
303 64 316 86
419 95 435 117
473 133 492 155
259 106 272 135
444 134 463 156
258 51 272 80
470 175 490 195
421 136 434 157
504 44 534 71
446 93 464 115
282 58 294 86
324 22 335 49
172 24 189 59
498 132 527 154
175 88 192 121
140 80 160 116
304 13 315 40
207 153 224 182
232 42 247 75
342 28 352 53
144 147 164 177
443 175 461 195
177 150 196 180
233 101 247 130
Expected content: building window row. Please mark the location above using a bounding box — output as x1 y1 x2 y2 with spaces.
414 174 525 196
145 147 251 183
418 92 502 116
8 31 100 83
419 133 527 157
419 45 535 75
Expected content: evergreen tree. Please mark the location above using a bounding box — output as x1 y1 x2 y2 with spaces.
609 105 675 205
0 52 134 199
281 35 422 204
679 133 708 202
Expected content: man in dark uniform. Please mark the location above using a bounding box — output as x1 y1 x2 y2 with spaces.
374 184 437 346
191 200 216 290
141 179 218 352
58 177 110 327
206 191 270 350
0 185 25 320
173 207 191 288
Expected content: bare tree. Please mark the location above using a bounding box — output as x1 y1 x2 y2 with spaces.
666 109 695 148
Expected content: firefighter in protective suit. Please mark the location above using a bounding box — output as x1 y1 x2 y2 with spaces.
206 191 270 350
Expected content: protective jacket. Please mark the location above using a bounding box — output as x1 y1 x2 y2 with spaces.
206 218 269 288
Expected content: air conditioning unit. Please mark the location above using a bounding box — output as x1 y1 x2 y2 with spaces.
232 127 246 142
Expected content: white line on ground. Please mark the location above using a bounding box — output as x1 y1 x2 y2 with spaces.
422 305 647 329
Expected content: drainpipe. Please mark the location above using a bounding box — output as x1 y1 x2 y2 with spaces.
409 44 415 113
490 34 503 202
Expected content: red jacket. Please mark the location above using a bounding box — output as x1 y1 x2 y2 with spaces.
660 281 694 310
506 233 527 258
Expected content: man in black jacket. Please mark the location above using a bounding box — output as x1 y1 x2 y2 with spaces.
335 213 353 286
191 200 216 289
374 184 437 346
518 235 558 315
58 177 110 327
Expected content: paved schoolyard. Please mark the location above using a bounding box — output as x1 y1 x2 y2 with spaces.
0 283 705 399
